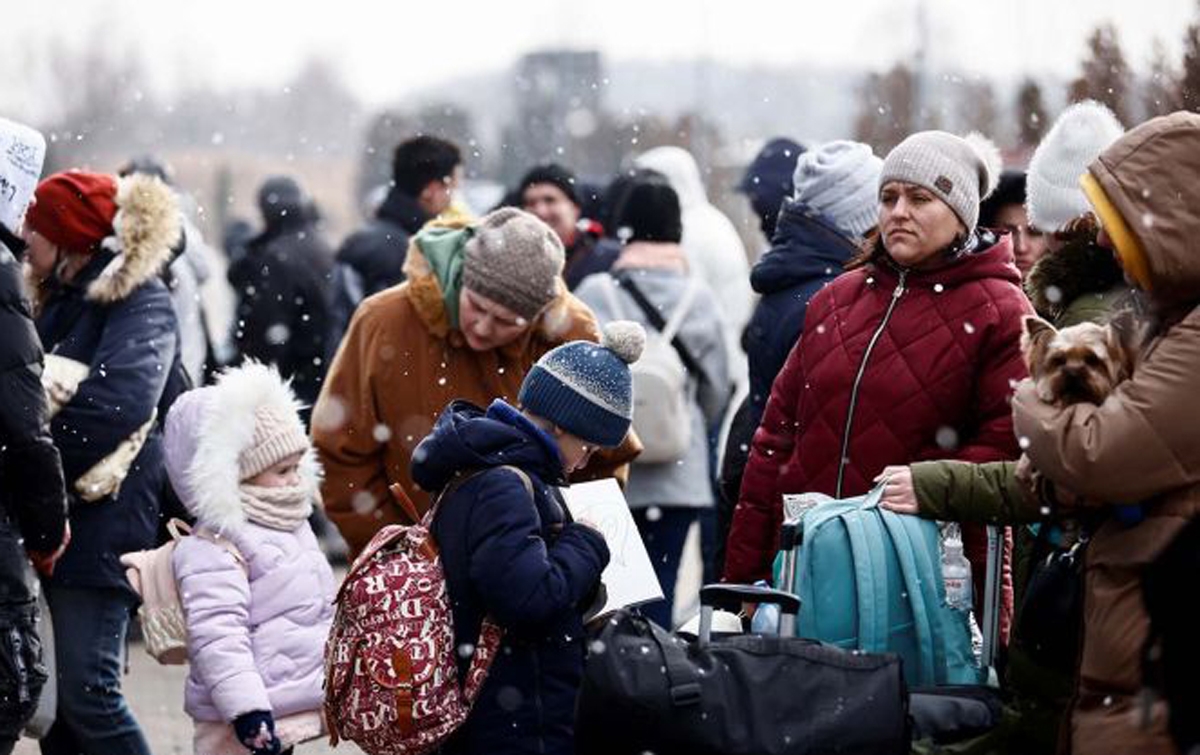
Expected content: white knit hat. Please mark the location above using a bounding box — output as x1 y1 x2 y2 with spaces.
792 140 883 240
1026 101 1124 233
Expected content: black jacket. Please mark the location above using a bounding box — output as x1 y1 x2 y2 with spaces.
228 216 333 409
418 399 609 755
327 187 428 351
0 230 67 597
716 202 857 570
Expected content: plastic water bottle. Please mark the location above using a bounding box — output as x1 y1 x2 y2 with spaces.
942 524 973 612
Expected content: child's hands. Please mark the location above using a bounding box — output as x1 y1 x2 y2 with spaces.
233 710 281 755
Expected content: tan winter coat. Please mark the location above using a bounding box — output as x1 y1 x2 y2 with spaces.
313 230 640 556
1012 112 1200 755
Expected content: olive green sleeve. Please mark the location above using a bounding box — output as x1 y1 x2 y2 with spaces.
910 459 1043 524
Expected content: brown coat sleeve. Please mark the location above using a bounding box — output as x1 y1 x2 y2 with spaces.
312 301 402 554
1012 308 1200 503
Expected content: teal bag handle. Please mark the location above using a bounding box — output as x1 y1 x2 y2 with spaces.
879 510 940 685
857 486 891 652
842 511 885 651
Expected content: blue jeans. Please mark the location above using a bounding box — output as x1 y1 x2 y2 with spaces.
633 507 698 629
39 586 151 755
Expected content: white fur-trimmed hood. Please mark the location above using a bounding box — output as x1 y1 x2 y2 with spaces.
87 173 180 304
163 361 321 533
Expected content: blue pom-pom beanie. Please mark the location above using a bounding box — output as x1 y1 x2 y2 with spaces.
518 321 645 448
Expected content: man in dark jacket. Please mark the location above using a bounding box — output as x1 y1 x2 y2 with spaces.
519 164 618 290
716 141 881 573
0 124 69 748
228 175 333 413
328 135 462 348
418 321 644 755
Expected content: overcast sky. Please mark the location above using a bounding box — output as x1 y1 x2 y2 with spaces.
6 0 1196 109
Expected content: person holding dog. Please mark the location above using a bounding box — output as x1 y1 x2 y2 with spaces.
1012 111 1200 755
873 101 1129 755
724 130 1032 643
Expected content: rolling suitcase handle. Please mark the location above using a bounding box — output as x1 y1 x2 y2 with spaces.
980 524 1002 672
698 584 800 646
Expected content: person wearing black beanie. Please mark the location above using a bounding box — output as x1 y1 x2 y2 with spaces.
519 163 618 290
573 174 730 629
613 177 683 244
979 170 1047 276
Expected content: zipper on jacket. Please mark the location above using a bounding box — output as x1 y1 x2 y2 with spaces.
834 270 907 498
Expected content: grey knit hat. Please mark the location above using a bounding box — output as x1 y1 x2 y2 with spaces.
462 207 565 321
879 131 1002 231
792 140 883 240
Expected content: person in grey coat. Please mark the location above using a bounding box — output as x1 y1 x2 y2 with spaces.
574 177 729 628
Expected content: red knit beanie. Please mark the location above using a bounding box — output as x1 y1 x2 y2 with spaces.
25 171 118 254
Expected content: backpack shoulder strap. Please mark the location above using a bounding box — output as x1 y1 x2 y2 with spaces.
615 272 704 379
192 526 248 571
659 275 701 344
597 274 631 321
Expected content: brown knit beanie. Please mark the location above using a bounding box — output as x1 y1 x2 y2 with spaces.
462 207 565 321
238 403 310 481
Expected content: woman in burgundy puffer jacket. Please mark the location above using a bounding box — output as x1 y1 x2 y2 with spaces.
724 131 1033 637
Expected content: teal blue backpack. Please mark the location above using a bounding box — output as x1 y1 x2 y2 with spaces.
774 485 986 688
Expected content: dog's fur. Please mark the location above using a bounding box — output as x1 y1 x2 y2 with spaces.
1021 312 1142 406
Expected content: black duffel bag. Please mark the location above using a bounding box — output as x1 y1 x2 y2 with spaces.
576 584 910 755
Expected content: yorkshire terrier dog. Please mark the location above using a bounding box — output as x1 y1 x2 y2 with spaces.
1020 313 1141 407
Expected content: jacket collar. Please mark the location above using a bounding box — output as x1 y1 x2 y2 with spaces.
751 200 858 294
868 232 1022 291
377 186 430 236
1025 236 1126 320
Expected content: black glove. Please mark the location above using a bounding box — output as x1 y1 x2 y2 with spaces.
232 710 281 755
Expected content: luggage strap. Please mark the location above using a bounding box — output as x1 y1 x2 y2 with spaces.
647 621 701 707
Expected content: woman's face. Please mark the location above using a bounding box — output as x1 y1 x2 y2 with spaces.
21 228 60 281
458 288 531 352
878 181 966 269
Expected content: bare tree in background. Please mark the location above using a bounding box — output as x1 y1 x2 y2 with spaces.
1069 23 1131 124
1015 78 1048 148
356 110 417 206
417 103 481 175
955 78 999 138
41 33 155 171
1181 2 1200 112
854 64 916 155
1145 38 1183 117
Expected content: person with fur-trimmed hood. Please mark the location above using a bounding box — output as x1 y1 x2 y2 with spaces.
163 362 335 755
21 169 189 755
725 131 1029 641
313 208 640 558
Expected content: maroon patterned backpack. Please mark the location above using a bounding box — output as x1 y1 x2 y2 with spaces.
324 467 532 754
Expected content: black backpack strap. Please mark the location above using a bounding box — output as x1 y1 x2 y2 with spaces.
613 272 706 384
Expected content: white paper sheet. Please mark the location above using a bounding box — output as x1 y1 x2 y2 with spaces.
559 478 663 623
0 118 46 231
